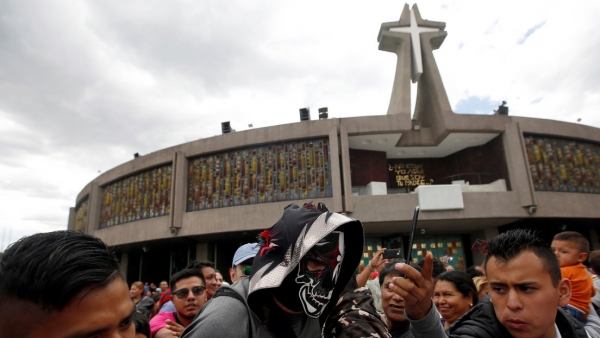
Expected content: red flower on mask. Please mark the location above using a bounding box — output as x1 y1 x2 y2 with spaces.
257 224 282 257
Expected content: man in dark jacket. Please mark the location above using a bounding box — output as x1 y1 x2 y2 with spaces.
391 229 599 338
0 231 135 337
182 202 364 338
379 259 421 338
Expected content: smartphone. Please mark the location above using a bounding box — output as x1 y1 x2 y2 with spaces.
383 249 402 259
405 206 420 263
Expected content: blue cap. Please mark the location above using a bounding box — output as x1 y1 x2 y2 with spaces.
232 243 259 268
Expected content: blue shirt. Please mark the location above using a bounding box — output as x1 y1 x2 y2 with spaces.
159 300 176 313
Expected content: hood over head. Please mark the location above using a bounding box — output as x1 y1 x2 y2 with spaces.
247 202 364 324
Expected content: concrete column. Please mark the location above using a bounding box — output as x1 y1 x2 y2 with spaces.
67 207 76 231
120 252 128 278
484 227 499 241
170 151 187 229
196 242 214 262
386 37 412 116
377 4 412 116
328 127 343 212
414 29 452 129
503 123 536 208
339 124 353 212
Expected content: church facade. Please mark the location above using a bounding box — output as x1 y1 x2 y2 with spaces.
69 4 600 283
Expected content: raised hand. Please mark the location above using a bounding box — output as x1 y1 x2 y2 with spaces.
389 251 434 320
165 319 185 337
370 248 389 272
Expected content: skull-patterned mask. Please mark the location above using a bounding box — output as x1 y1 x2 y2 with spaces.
295 231 344 318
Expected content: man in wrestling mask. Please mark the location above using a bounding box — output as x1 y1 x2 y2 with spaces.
182 202 364 338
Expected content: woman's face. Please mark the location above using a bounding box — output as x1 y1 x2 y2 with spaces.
129 285 142 298
215 272 224 288
433 280 472 327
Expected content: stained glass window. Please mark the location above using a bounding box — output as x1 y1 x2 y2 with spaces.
74 198 88 233
187 138 332 211
99 164 172 228
524 135 600 193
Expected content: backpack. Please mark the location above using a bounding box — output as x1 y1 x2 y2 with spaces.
197 279 274 338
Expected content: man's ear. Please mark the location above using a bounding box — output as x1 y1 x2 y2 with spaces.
229 267 236 284
557 278 572 307
578 252 588 263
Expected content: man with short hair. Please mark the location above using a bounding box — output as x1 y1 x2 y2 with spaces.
182 202 364 338
230 243 259 284
379 259 417 338
392 229 600 338
186 260 219 300
150 269 207 338
0 230 135 337
158 279 176 313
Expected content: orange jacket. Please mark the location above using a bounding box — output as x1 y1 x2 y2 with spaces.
561 263 595 314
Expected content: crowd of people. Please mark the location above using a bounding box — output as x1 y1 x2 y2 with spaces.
1 201 600 338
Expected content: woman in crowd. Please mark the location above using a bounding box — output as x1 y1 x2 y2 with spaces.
356 248 389 313
215 270 224 288
130 281 148 311
137 293 161 320
433 271 479 329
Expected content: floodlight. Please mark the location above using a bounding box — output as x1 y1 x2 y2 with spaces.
222 121 232 134
318 107 328 119
299 108 310 121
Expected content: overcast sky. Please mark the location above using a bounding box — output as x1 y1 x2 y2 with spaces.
1 0 599 250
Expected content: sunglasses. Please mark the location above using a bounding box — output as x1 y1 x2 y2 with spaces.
173 286 205 299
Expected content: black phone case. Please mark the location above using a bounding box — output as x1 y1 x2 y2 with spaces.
383 249 402 259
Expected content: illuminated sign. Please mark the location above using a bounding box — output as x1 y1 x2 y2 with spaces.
389 163 433 187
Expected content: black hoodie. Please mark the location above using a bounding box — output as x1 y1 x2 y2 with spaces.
247 202 364 329
182 202 364 338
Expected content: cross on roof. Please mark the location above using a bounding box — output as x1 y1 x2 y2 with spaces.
390 8 439 83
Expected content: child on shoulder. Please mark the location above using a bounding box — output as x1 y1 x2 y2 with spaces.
552 231 596 325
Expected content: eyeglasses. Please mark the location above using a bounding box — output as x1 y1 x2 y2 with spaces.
173 286 205 299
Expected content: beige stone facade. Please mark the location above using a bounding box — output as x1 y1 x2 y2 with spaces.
68 4 600 282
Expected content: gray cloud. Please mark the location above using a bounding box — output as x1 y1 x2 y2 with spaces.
517 21 546 44
485 19 499 35
530 97 543 104
0 0 387 170
1 0 600 247
0 173 73 200
84 1 330 95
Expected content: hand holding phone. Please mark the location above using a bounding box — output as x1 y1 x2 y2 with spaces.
405 206 420 263
382 249 402 259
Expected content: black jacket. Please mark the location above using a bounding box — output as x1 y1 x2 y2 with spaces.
448 296 588 338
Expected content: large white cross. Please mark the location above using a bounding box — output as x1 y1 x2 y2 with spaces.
390 9 439 83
